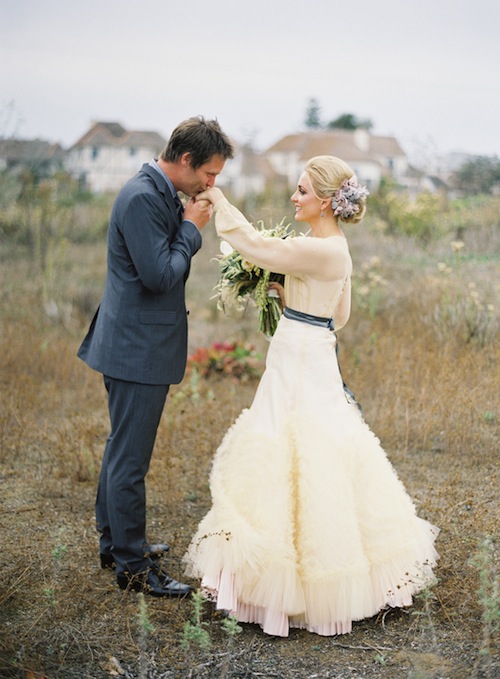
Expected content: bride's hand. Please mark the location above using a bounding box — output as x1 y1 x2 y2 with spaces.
268 282 286 307
196 187 225 206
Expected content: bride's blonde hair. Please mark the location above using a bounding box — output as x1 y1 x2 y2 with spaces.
305 155 367 224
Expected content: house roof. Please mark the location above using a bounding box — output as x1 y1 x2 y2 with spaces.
369 134 405 157
124 130 166 149
264 130 405 163
237 144 275 176
0 138 64 163
70 121 166 150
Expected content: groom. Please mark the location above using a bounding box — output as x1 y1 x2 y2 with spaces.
78 116 234 596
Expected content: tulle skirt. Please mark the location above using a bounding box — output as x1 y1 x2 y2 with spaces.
183 316 439 636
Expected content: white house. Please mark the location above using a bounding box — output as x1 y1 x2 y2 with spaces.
217 143 275 198
0 138 64 174
66 121 166 193
65 122 411 197
263 129 408 191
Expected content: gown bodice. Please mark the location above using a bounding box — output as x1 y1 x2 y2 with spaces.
212 199 352 321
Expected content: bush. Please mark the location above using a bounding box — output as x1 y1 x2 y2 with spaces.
369 178 442 245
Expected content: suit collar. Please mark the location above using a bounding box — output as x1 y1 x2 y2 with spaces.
140 162 168 194
140 163 179 216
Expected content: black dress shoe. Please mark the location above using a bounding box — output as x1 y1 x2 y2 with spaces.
144 543 170 558
100 543 170 570
116 568 192 598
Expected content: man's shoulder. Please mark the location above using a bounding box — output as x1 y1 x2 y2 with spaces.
117 165 165 202
125 163 158 188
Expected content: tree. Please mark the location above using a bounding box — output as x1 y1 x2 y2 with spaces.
452 156 500 195
304 98 323 129
327 113 373 131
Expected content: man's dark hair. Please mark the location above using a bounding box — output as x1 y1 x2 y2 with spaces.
160 116 234 168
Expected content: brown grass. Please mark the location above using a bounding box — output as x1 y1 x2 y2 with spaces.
0 220 498 678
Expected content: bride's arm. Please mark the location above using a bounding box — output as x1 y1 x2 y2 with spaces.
198 189 350 281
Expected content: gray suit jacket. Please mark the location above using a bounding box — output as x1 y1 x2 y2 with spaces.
78 163 202 385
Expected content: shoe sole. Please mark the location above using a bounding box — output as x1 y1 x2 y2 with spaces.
117 576 192 598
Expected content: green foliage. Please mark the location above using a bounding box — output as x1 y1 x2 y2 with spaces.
373 653 388 666
439 194 500 242
470 538 499 635
43 587 57 606
0 169 20 209
213 217 293 337
369 178 441 245
327 112 373 131
411 578 439 649
221 615 243 637
137 593 155 636
181 590 212 651
302 98 372 131
52 542 68 562
452 155 500 195
304 97 322 129
181 589 242 662
136 593 155 679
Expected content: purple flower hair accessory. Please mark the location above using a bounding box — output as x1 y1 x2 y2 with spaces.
331 176 369 220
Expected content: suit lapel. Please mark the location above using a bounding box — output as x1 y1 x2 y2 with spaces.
140 163 180 223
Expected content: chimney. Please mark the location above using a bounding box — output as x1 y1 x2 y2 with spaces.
354 128 370 152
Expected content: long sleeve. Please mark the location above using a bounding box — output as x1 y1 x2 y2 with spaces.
213 198 350 282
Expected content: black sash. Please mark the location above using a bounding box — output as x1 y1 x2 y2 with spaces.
283 307 334 331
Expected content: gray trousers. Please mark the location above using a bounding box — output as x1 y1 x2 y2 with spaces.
96 376 169 575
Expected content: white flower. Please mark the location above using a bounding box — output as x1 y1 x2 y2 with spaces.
450 240 465 252
214 217 294 337
220 240 234 256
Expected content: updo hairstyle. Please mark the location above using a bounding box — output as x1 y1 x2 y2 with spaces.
305 155 367 224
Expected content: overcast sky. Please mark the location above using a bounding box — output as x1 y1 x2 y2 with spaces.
1 0 499 164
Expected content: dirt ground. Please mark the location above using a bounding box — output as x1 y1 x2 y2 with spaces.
1 361 498 679
1 231 498 678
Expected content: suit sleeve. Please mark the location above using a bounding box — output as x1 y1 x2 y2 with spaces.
213 198 350 281
120 190 202 293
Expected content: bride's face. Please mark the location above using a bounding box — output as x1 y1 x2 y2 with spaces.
291 172 321 223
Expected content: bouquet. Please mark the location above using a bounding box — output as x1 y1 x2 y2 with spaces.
213 217 294 337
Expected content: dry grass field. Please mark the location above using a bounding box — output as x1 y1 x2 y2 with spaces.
0 204 498 678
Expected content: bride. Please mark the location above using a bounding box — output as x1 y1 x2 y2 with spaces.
183 155 439 637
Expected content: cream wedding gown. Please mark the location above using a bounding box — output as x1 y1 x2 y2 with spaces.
183 199 439 637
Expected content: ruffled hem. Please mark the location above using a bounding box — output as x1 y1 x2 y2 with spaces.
196 526 438 638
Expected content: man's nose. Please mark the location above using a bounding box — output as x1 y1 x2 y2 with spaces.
206 176 216 188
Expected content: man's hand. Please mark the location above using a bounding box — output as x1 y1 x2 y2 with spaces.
195 187 225 207
183 197 213 230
